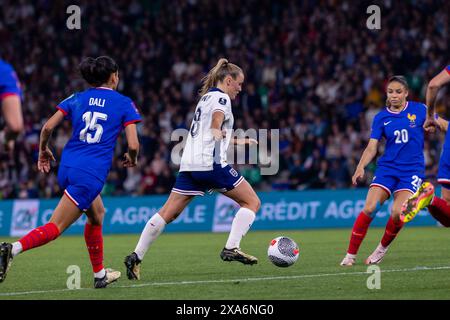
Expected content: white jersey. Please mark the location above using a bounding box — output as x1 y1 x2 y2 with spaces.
180 88 234 172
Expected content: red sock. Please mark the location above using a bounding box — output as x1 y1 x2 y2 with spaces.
19 223 60 252
381 216 404 247
347 212 374 255
428 196 450 227
84 223 104 273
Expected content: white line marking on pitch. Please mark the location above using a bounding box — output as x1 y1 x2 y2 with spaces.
1 265 449 297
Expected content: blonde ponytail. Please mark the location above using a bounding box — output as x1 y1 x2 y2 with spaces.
199 58 243 96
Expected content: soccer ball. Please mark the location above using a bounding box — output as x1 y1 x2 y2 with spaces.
267 236 300 267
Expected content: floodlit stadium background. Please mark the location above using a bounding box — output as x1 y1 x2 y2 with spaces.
0 1 448 234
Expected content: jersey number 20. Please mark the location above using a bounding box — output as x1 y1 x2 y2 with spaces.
80 111 108 143
394 129 408 144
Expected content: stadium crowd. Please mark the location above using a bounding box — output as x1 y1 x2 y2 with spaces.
0 0 449 199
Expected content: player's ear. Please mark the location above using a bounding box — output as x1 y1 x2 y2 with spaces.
225 75 233 86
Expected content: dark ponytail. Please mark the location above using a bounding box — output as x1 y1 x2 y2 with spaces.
79 56 118 87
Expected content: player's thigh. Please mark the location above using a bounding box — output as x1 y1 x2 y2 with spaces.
159 192 196 223
1 95 23 132
49 194 83 232
85 195 105 226
364 186 390 214
223 179 261 212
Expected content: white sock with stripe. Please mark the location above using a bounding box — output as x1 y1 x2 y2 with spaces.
134 213 166 261
225 208 256 250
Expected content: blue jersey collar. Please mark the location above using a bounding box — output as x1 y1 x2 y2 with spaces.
386 101 409 114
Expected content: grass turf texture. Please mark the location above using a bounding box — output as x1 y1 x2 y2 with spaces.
1 226 450 300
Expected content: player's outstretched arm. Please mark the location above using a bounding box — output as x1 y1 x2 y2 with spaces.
1 95 24 136
352 138 378 185
123 123 139 167
1 95 24 151
38 110 64 173
232 136 258 145
426 68 450 118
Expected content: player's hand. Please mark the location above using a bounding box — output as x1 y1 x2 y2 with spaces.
122 152 137 167
235 138 258 145
423 116 438 133
352 167 364 185
211 128 225 141
38 147 56 173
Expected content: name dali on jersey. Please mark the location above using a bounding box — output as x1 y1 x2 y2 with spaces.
89 98 105 107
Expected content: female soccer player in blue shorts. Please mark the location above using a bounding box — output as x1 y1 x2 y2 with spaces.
401 65 450 226
0 56 141 288
0 58 24 149
341 76 427 266
124 58 260 280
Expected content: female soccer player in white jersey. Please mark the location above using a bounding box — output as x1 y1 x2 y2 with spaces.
124 58 261 280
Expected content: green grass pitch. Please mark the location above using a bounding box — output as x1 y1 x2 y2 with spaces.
1 226 450 300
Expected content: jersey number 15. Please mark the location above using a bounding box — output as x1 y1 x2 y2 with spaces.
80 111 108 143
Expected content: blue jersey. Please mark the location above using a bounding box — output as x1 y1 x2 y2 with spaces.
370 101 426 173
446 65 450 74
57 87 141 182
0 59 22 100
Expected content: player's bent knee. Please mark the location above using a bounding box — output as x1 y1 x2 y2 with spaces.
89 214 104 226
239 197 260 213
253 196 261 213
362 205 376 216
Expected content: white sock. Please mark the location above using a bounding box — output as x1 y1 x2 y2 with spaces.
345 253 356 259
225 208 256 250
134 213 166 260
95 268 106 279
11 242 22 257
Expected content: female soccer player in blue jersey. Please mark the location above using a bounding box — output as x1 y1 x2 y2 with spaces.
0 59 24 149
0 56 141 288
124 59 260 280
402 65 450 225
341 76 427 266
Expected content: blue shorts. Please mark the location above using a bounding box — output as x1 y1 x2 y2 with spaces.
370 169 423 197
58 165 104 211
438 148 450 188
172 164 245 196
